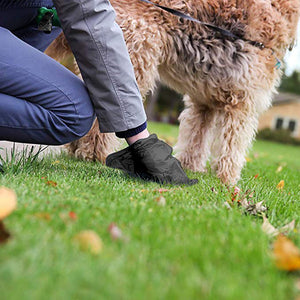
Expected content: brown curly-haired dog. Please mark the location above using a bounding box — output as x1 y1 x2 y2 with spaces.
46 0 299 184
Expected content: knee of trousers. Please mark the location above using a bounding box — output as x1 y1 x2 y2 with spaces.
51 90 96 145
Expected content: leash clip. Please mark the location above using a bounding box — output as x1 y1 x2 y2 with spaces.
37 10 54 34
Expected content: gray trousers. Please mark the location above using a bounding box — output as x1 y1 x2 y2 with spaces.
53 0 147 133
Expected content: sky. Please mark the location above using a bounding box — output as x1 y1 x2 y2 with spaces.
284 23 300 75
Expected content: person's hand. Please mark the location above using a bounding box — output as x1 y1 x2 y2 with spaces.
106 134 198 185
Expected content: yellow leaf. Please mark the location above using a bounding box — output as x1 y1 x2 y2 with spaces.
0 187 17 220
74 231 103 255
34 212 51 221
276 166 283 173
273 235 300 271
276 180 285 190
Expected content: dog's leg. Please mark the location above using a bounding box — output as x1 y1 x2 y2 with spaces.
210 103 258 184
66 119 121 163
176 96 216 173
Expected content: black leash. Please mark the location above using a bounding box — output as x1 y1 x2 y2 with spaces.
139 0 282 69
139 0 266 49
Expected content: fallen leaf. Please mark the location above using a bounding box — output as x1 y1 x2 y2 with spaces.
74 230 103 255
34 212 51 221
273 234 300 271
155 196 166 206
277 180 285 191
254 174 259 179
0 221 11 244
262 214 279 237
246 157 252 162
0 187 17 220
280 220 296 235
140 189 149 194
276 166 283 173
68 211 77 220
245 201 267 216
46 180 57 187
51 160 60 165
262 214 296 237
108 223 123 240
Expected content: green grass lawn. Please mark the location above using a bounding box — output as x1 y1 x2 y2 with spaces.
0 122 299 300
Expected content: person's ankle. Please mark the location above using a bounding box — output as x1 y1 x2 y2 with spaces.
126 129 150 145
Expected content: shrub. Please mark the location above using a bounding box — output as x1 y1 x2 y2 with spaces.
257 128 300 146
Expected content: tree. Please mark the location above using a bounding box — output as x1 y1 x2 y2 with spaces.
280 70 300 95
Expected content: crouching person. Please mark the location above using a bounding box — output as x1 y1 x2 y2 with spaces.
0 0 197 185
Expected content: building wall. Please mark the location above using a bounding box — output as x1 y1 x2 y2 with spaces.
258 102 300 139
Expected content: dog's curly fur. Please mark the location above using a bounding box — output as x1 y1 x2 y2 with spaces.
46 0 300 184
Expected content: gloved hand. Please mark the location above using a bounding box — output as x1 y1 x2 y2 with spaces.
106 134 198 185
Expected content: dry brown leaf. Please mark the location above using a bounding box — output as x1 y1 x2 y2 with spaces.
34 212 51 221
277 180 285 190
240 199 267 216
246 201 267 216
273 234 300 271
262 214 279 237
74 230 103 255
0 187 17 220
46 180 57 187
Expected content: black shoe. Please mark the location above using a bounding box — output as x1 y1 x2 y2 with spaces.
106 134 198 186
